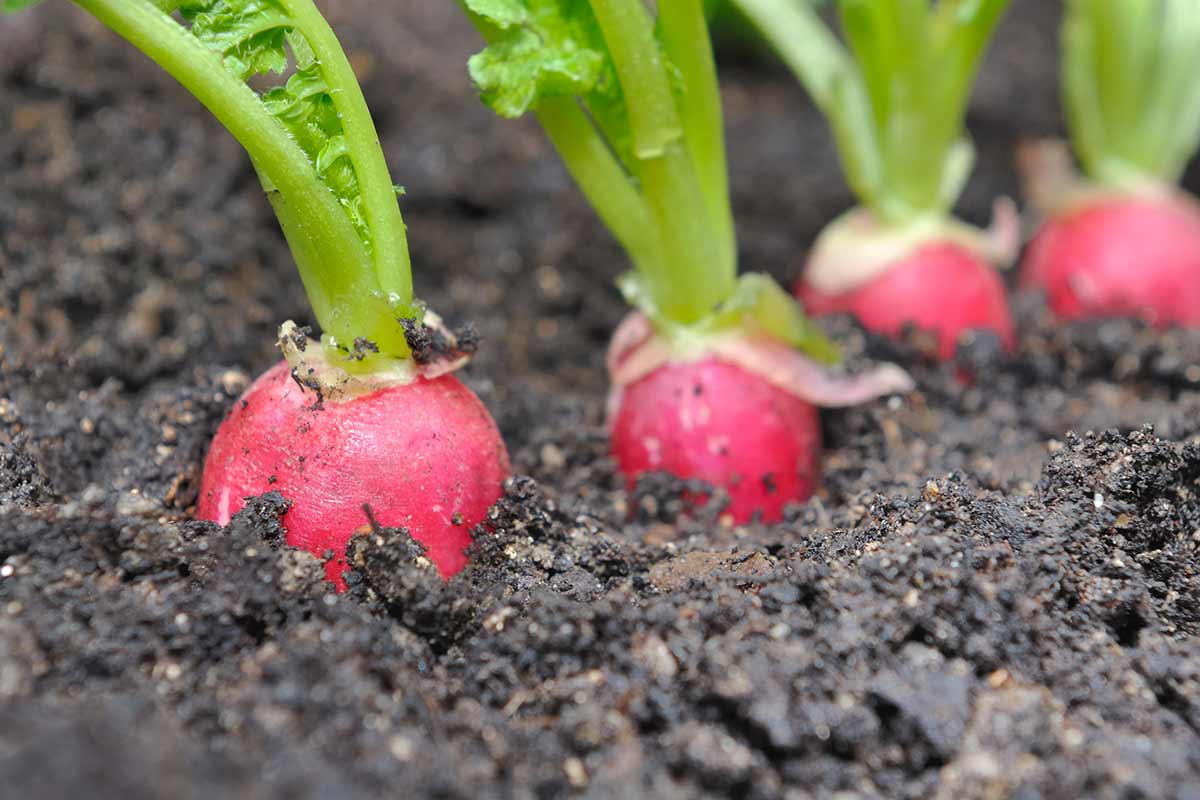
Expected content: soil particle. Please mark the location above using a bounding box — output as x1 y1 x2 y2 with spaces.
3 0 1200 797
0 437 51 506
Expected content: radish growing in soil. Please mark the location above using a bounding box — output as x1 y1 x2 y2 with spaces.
462 0 911 522
6 0 510 587
1018 0 1200 327
735 0 1019 360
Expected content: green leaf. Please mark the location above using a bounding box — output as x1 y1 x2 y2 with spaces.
466 1 608 117
717 273 841 363
462 0 528 27
224 27 289 79
468 28 604 117
465 0 638 169
163 4 384 259
2 0 42 11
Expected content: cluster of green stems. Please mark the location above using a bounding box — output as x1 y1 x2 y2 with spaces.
1061 0 1200 189
735 0 1009 228
525 0 738 326
16 0 1200 370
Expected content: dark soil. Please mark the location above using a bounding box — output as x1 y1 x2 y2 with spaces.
3 2 1200 798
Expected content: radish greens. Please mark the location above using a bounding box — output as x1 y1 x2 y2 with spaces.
5 0 418 363
463 0 837 362
734 0 1009 226
1062 0 1200 189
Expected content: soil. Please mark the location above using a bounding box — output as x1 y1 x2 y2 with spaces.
3 1 1200 798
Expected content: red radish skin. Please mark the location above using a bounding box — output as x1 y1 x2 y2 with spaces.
796 241 1015 360
198 360 509 589
608 356 821 523
1020 194 1200 326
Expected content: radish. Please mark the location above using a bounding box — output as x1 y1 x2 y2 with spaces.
463 0 911 522
734 0 1018 360
12 0 511 585
198 329 508 588
1018 0 1200 327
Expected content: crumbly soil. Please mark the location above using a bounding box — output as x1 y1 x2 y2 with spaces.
3 2 1200 798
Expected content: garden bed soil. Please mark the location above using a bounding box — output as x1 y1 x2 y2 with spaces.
2 2 1200 798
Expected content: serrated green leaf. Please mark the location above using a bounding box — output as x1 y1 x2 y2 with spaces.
465 0 638 169
462 0 527 27
467 1 607 112
315 135 349 176
468 29 604 117
223 27 289 80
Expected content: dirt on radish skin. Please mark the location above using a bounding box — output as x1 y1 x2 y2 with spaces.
609 356 821 522
197 360 510 588
797 241 1016 360
1020 193 1200 327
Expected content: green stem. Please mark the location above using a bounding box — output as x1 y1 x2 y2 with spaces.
735 0 883 210
1152 0 1200 182
657 0 736 276
736 0 1007 226
1065 0 1200 187
588 0 681 159
733 0 850 111
278 0 412 306
68 0 411 359
591 0 735 322
1087 0 1148 158
535 97 664 283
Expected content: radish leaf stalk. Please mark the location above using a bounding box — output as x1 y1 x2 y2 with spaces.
13 0 418 364
736 0 1008 226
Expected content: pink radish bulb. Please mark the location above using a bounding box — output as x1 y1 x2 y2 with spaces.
1020 192 1200 326
198 359 510 589
797 241 1016 360
609 356 821 522
605 312 913 523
